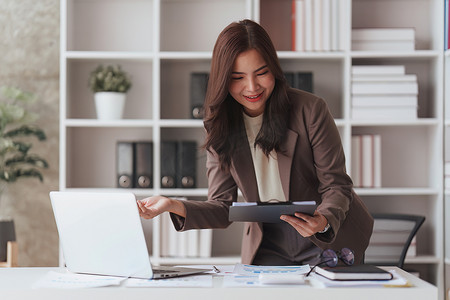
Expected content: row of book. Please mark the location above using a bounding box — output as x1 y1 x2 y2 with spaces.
291 0 345 52
189 71 313 120
160 210 212 258
116 141 197 189
351 134 381 188
352 28 416 51
351 65 418 120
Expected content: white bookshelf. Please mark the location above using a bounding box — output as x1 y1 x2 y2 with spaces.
60 0 445 296
444 48 450 298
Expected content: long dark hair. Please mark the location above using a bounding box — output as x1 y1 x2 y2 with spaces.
203 19 290 171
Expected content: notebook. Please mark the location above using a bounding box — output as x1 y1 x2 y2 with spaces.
50 191 210 279
315 264 393 281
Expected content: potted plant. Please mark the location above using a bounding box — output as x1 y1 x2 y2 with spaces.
88 64 132 120
0 86 48 263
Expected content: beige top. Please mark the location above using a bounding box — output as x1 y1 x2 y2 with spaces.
243 113 287 203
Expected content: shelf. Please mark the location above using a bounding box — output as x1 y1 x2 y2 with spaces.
159 119 205 128
351 50 441 59
64 119 207 128
62 188 210 198
159 51 212 60
354 187 440 196
404 255 441 265
350 119 440 127
65 51 154 61
64 119 155 128
277 51 346 60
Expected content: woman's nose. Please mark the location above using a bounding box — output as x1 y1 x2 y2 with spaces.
246 76 259 91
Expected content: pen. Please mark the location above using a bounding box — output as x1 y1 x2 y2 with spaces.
213 266 220 273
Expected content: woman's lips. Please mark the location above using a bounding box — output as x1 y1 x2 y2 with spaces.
244 92 263 102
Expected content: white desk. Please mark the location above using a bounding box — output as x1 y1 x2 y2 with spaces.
0 267 437 300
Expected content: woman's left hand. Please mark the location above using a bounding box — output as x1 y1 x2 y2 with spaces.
280 211 328 237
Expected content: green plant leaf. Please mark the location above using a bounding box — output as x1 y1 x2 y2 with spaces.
0 86 36 103
5 154 49 169
4 125 46 141
88 64 132 93
0 168 44 182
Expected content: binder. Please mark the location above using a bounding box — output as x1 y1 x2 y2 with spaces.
177 141 197 188
116 142 135 188
134 141 153 188
296 72 313 93
160 141 177 188
284 72 313 92
190 73 208 119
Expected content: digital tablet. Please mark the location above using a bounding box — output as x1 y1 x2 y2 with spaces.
229 201 317 223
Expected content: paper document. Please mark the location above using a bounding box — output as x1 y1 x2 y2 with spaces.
222 275 260 287
125 275 213 287
32 271 125 289
233 264 310 276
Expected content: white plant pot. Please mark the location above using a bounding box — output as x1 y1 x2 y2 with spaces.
94 92 126 120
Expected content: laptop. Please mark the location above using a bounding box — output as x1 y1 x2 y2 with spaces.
50 191 210 279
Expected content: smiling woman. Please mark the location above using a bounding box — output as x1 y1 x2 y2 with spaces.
137 19 373 267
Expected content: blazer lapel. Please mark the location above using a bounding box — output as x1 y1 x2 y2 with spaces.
231 134 260 203
277 129 298 202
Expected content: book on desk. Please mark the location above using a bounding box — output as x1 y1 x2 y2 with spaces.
315 264 393 281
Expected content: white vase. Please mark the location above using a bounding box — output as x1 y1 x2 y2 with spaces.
94 92 126 120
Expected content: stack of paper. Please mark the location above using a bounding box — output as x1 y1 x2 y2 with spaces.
351 65 418 120
352 28 415 51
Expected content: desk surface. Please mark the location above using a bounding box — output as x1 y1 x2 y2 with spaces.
0 267 437 300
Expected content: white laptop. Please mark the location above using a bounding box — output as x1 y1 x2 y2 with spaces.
50 191 210 279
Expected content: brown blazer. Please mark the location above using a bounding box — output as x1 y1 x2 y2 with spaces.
172 89 374 264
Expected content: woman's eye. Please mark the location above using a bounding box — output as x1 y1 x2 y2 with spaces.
232 76 243 80
257 70 268 76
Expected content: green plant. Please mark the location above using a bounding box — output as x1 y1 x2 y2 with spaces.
0 86 48 184
88 64 132 93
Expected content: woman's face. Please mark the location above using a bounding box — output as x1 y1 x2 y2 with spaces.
228 49 275 117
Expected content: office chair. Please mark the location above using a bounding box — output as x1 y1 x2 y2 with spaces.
364 213 425 269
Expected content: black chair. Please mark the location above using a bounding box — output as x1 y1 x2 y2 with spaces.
364 213 425 268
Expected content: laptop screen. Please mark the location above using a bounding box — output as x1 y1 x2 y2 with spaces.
50 191 153 279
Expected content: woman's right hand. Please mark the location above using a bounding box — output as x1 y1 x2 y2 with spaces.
137 195 186 219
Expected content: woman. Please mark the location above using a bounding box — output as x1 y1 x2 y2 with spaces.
138 19 373 265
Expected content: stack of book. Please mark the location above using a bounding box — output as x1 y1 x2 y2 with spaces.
365 219 418 263
351 65 418 120
352 28 415 51
291 0 345 52
351 134 381 188
160 211 213 258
